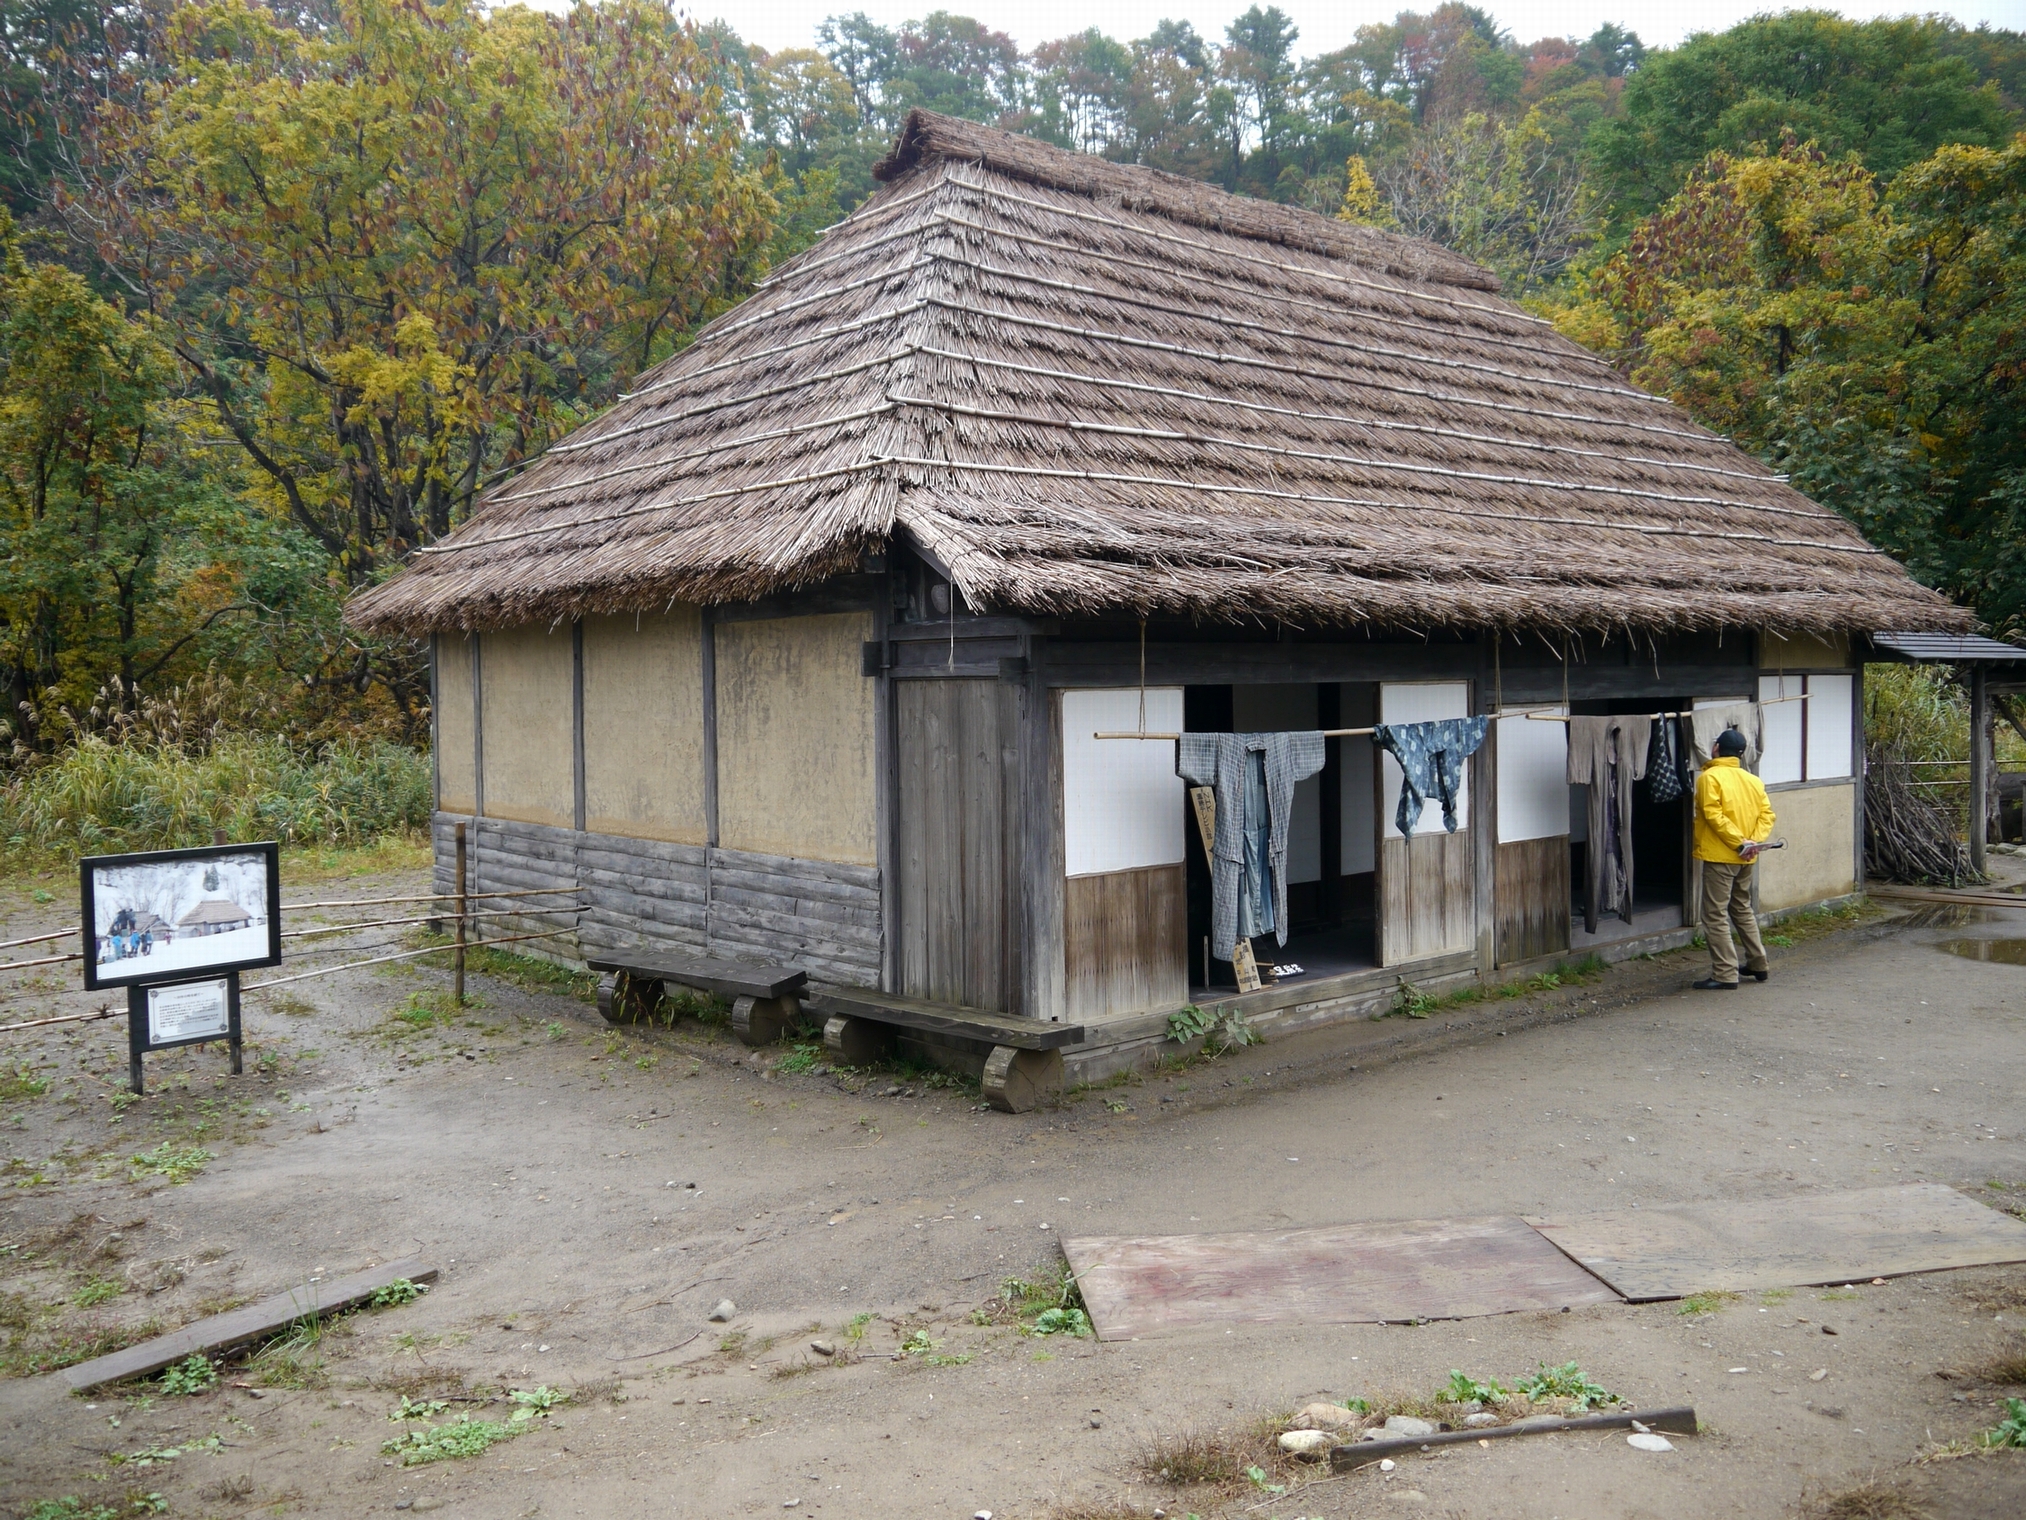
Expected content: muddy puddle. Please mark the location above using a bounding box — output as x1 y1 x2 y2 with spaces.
1937 937 2026 963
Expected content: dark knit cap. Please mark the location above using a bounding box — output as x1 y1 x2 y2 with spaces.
1715 727 1748 757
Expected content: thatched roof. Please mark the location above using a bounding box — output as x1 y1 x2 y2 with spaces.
346 109 1966 638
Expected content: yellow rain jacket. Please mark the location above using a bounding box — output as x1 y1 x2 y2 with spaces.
1693 756 1776 863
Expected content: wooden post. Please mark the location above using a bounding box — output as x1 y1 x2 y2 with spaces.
454 821 468 1004
1970 665 1989 877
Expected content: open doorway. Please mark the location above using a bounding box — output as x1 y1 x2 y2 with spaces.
1569 701 1688 947
1184 682 1379 995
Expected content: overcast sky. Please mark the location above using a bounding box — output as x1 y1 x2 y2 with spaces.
665 2 2018 59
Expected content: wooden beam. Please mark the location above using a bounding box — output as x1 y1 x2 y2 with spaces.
1970 664 1990 876
571 618 586 834
700 607 719 852
58 1260 438 1392
470 633 485 818
1331 1406 1698 1471
806 988 1084 1050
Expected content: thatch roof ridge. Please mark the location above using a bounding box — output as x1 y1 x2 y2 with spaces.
343 117 1968 641
873 109 1501 294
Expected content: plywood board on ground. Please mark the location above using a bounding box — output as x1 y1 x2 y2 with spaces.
1526 1184 2026 1302
1061 1217 1619 1341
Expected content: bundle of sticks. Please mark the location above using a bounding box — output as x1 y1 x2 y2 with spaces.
1864 745 1974 886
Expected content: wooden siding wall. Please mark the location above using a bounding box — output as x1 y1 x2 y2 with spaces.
1065 864 1188 1020
895 679 1018 1013
1495 837 1571 963
1380 831 1474 964
430 813 882 988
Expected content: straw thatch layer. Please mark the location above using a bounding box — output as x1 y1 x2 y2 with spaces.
345 109 1967 639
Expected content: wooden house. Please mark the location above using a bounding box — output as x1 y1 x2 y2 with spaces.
346 111 1965 1106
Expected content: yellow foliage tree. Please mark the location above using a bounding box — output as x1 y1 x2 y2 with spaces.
75 0 780 577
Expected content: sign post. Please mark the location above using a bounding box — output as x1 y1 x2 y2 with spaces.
127 974 242 1095
82 841 280 1097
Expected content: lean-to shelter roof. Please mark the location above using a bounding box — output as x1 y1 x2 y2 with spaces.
345 109 1967 639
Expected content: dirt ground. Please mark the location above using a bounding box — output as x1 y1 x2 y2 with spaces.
2 867 2024 1520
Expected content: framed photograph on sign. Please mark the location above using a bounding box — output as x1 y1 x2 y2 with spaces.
81 842 281 991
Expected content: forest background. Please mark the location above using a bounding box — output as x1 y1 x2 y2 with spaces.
0 0 2021 856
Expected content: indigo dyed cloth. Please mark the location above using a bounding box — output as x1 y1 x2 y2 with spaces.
1372 717 1488 836
1647 715 1694 804
1177 730 1326 955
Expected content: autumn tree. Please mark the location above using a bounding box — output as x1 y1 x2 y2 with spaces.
71 0 779 583
1550 133 2026 633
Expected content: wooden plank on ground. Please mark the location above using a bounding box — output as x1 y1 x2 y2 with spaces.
1525 1184 2026 1302
1868 885 2026 910
805 989 1083 1050
1061 1217 1619 1341
57 1259 437 1392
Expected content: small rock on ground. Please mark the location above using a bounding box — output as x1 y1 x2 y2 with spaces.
1290 1401 1362 1431
709 1299 738 1322
810 1339 835 1356
1382 1415 1438 1438
1463 1411 1500 1428
1277 1429 1335 1457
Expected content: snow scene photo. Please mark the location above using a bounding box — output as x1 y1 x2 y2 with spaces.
90 851 274 979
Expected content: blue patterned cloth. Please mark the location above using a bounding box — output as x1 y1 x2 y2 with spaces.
1373 717 1489 835
1177 731 1326 955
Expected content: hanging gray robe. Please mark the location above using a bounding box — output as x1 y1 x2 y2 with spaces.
1567 715 1652 934
1177 731 1326 955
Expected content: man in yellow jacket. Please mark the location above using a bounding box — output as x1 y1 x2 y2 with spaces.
1693 727 1777 989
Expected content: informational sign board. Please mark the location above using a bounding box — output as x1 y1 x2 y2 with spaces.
146 977 232 1046
126 971 243 1094
81 841 281 992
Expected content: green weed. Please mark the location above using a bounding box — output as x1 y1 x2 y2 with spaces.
1027 1307 1092 1338
1166 1004 1258 1049
128 1142 211 1183
508 1385 567 1414
369 1278 424 1309
777 1044 821 1074
113 1434 222 1466
390 1397 449 1421
158 1354 216 1396
1517 1361 1618 1411
1244 1464 1285 1496
381 1414 521 1464
1440 1370 1508 1405
844 1312 873 1346
898 1329 939 1357
249 1314 327 1389
2 1065 49 1101
1983 1397 2026 1449
72 1279 121 1308
21 1500 118 1520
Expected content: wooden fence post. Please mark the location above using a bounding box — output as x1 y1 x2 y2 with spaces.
1970 666 1989 878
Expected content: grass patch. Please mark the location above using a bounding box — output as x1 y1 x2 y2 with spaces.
1516 1361 1619 1411
776 1043 822 1074
2 1065 50 1101
1678 1290 1741 1316
128 1142 212 1184
971 1261 1089 1334
407 932 598 1002
248 1314 331 1389
0 733 431 861
1802 1480 1931 1520
1976 1346 2026 1386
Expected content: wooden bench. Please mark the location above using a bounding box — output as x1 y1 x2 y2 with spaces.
804 989 1084 1114
585 952 808 1047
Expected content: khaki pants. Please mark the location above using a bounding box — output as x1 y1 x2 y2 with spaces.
1700 860 1768 984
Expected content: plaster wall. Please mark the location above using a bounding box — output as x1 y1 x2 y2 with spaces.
435 633 476 815
716 612 878 866
478 625 574 829
1762 631 1849 670
1755 781 1857 910
581 610 707 843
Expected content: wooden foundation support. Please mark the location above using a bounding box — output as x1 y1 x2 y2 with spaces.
731 994 800 1046
982 1045 1064 1113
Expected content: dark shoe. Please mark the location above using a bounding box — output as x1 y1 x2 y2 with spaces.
1692 978 1739 990
1748 969 1770 983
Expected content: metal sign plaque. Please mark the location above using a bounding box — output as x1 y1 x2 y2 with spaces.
147 978 231 1045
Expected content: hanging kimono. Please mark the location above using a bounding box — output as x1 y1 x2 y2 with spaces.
1372 718 1489 835
1568 715 1652 934
1690 702 1761 772
1176 731 1326 954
